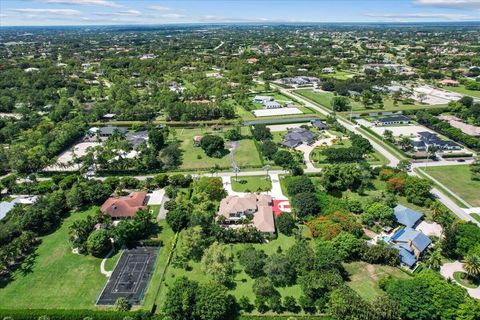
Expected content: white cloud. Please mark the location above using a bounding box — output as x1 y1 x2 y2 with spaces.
365 12 474 20
157 13 186 19
35 0 120 7
146 6 174 11
94 10 142 16
415 0 480 9
10 8 81 15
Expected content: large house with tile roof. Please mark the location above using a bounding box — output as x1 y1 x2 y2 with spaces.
217 193 275 235
100 191 147 219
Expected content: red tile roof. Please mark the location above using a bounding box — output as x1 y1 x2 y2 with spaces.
100 191 147 218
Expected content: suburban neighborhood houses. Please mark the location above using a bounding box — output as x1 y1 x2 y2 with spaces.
0 7 480 320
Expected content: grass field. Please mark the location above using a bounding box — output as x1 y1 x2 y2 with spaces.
176 127 263 171
295 89 447 113
0 207 114 309
445 85 480 99
231 175 272 192
424 165 480 207
142 220 176 310
344 261 411 301
321 70 357 80
310 139 389 167
155 230 304 315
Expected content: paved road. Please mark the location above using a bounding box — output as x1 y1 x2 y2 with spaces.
273 84 479 225
276 85 400 167
418 169 471 208
440 261 480 299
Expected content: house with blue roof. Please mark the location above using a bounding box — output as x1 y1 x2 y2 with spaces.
393 204 423 228
390 227 432 267
389 205 432 268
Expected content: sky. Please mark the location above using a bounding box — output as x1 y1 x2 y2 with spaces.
0 0 479 27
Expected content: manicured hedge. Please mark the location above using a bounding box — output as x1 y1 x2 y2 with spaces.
239 316 332 320
0 310 153 320
441 153 473 158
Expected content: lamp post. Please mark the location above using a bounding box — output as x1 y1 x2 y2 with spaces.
263 164 271 179
233 166 240 181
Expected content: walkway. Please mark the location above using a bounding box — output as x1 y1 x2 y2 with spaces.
440 261 480 299
228 140 239 171
294 131 337 170
276 85 400 167
221 173 287 200
275 83 478 226
100 245 115 278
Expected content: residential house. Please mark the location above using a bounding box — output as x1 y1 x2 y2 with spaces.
390 205 432 268
100 191 147 219
254 95 273 104
390 228 432 268
375 116 412 126
0 196 39 221
125 131 148 148
101 113 116 122
393 204 423 228
311 119 328 130
281 76 319 87
418 131 462 150
94 126 128 138
322 67 335 73
264 101 282 109
217 194 275 235
281 127 316 148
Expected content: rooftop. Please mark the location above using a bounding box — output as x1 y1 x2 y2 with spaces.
394 204 423 228
101 191 147 218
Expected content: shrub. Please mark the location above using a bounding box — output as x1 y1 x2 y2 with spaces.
86 229 111 257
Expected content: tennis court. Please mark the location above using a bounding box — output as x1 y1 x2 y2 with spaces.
96 247 159 305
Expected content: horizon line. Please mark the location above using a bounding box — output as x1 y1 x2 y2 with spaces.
1 20 480 28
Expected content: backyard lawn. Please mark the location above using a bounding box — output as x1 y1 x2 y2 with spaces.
177 127 263 171
231 175 272 192
155 230 304 315
424 165 480 207
344 261 411 301
142 220 176 310
0 207 114 309
310 139 389 167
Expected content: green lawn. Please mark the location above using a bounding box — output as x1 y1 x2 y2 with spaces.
310 139 389 167
344 261 411 302
453 271 479 289
321 70 357 80
445 85 480 99
231 175 272 192
143 220 176 310
0 207 115 309
156 231 304 315
472 213 480 223
176 127 262 171
424 165 480 207
295 89 447 114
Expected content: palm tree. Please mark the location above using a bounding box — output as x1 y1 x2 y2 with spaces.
463 254 480 280
430 201 442 221
425 249 442 270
